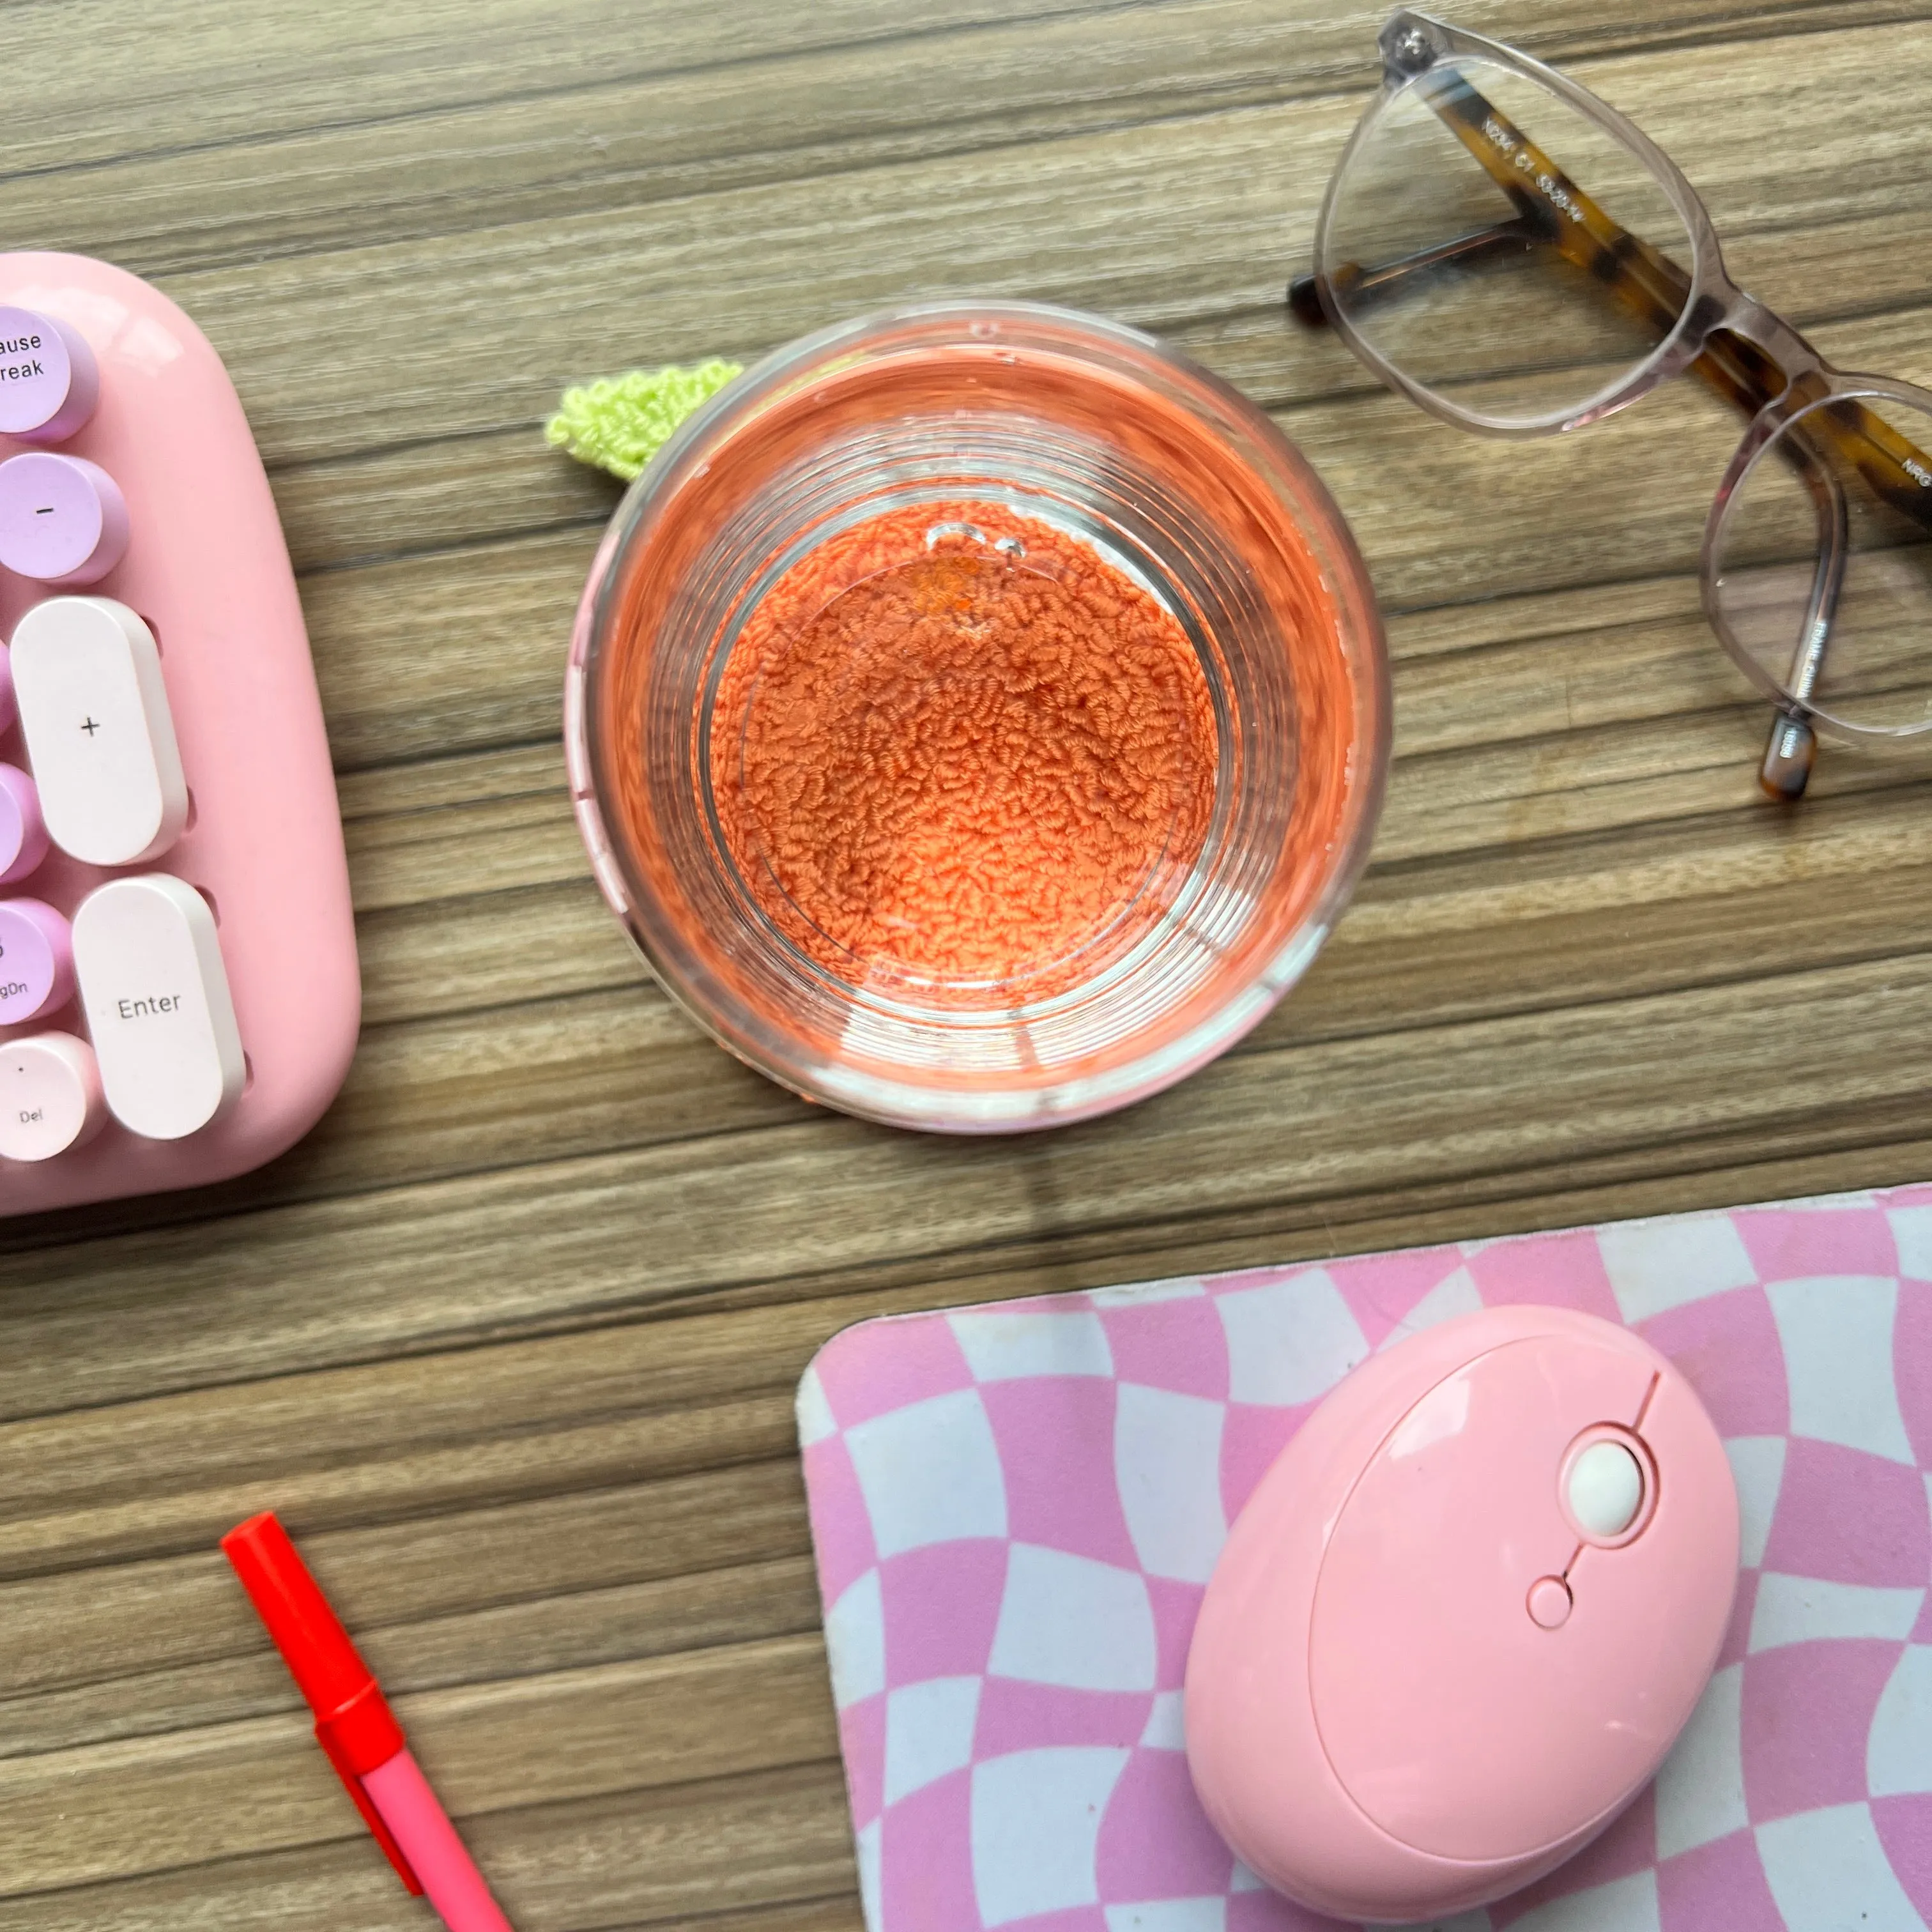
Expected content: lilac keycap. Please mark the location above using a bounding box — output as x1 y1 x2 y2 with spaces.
0 452 130 585
0 897 74 1025
0 765 49 886
0 307 100 443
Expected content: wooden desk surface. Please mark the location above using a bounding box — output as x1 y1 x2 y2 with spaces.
4 1 1931 1924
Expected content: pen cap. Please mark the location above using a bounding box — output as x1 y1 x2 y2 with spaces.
221 1512 423 1897
222 1510 375 1719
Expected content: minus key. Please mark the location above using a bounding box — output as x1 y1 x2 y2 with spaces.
0 452 130 585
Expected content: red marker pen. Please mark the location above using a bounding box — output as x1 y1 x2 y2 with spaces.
222 1512 514 1932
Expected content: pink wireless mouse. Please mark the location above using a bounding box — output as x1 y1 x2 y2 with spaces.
1184 1305 1738 1924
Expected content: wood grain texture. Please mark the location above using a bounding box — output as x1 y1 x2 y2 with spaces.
4 0 1932 1925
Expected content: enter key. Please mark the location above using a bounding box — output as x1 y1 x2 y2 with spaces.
72 874 244 1140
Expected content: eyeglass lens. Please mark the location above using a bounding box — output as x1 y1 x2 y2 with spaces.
1714 392 1932 735
1320 56 1696 429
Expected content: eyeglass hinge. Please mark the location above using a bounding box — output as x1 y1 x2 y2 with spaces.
1380 13 1441 77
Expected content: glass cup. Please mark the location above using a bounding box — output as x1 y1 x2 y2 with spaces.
566 302 1388 1131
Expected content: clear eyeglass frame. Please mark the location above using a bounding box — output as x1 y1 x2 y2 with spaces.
1291 8 1932 799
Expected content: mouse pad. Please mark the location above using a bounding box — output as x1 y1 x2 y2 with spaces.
797 1184 1932 1932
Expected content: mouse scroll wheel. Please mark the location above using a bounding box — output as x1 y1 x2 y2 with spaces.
1567 1439 1645 1538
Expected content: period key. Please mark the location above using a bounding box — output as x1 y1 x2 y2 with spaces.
72 874 245 1139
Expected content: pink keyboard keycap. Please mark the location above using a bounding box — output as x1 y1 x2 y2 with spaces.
0 1032 105 1163
0 764 49 885
0 897 75 1025
0 305 99 443
0 451 130 585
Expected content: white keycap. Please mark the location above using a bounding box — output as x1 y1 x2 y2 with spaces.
0 1032 105 1162
72 875 244 1140
9 597 188 866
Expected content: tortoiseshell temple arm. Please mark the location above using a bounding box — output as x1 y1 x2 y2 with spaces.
1289 67 1932 530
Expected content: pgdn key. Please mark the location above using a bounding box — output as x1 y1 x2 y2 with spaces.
73 875 245 1138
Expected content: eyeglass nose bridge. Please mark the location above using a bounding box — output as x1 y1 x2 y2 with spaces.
1710 291 1830 400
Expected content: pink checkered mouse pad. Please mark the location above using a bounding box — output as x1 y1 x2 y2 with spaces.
797 1185 1932 1932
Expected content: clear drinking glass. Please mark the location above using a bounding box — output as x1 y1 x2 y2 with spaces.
1292 10 1932 797
566 303 1388 1133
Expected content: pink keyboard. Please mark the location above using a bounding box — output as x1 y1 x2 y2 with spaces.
0 254 358 1214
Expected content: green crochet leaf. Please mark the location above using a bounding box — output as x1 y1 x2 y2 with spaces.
544 359 744 482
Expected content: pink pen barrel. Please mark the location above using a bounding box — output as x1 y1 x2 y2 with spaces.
361 1750 515 1932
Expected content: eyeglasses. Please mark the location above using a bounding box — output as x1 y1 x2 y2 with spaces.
1289 9 1932 799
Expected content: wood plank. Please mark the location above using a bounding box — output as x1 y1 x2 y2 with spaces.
0 1634 838 1894
0 1761 857 1931
0 1552 824 1758
0 1457 816 1690
312 569 1919 890
0 0 1119 172
352 885 648 1025
0 1368 801 1579
303 533 585 770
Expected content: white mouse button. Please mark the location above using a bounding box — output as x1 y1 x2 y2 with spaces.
1568 1440 1644 1539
